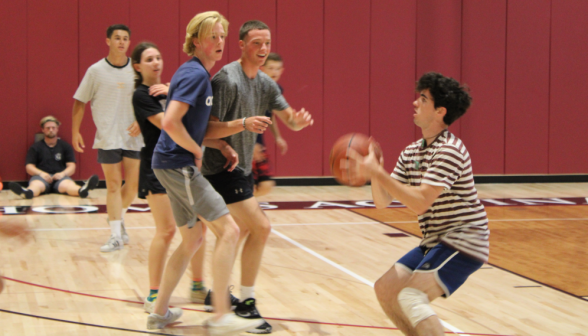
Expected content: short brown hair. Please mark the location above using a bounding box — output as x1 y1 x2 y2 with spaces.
239 20 269 41
40 116 60 128
264 52 282 65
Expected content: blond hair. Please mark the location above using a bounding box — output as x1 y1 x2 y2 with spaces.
183 11 228 57
40 115 60 128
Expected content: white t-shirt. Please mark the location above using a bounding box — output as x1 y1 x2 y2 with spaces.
74 58 144 150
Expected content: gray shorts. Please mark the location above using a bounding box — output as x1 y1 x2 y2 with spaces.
154 166 229 228
97 149 141 164
30 175 73 194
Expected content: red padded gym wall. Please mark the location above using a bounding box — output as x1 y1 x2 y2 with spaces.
27 0 80 178
504 0 550 174
416 0 462 139
179 0 230 70
370 0 417 172
322 0 371 175
274 0 324 176
129 0 179 85
78 0 131 179
549 0 588 173
0 1 27 181
460 0 506 174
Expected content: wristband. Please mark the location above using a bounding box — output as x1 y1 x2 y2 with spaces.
242 117 247 128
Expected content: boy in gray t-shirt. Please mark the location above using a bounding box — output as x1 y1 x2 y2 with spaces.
201 20 314 334
72 24 142 253
201 61 288 176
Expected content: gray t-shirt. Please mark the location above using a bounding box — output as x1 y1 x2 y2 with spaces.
202 61 289 176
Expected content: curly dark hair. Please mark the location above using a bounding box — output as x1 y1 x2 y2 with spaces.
416 72 472 126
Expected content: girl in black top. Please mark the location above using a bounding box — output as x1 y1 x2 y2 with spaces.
131 42 209 310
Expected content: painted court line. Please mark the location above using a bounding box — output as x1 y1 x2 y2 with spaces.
28 217 588 232
1 275 512 335
271 228 472 336
0 308 176 335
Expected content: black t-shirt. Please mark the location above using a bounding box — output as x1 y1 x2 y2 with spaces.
132 84 167 161
25 139 76 175
257 83 284 146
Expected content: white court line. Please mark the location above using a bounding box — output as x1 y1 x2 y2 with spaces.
271 228 470 335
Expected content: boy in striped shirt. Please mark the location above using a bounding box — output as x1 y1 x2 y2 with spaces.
346 72 489 336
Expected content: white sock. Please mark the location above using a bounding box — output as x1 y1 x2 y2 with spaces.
240 286 255 301
109 220 122 238
121 208 128 221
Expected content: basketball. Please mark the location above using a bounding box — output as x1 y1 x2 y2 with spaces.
329 133 382 187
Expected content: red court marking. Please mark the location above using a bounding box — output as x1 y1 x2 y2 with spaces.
1 276 514 336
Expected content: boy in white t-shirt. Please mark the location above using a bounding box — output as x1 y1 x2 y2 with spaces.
72 24 143 252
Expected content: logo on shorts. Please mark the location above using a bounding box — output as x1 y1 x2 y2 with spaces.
206 96 213 106
235 188 243 194
421 263 431 269
55 153 62 161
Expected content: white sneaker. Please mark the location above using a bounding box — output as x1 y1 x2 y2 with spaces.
146 308 183 329
204 313 264 336
121 220 129 244
144 298 155 313
100 236 123 252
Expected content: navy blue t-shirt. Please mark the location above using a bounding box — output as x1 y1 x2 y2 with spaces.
152 57 213 169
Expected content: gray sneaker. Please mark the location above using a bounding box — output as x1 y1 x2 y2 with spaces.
144 298 155 313
100 236 123 252
205 313 264 336
121 220 129 244
146 308 183 329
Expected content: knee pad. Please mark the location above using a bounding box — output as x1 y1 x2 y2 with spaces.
397 287 437 327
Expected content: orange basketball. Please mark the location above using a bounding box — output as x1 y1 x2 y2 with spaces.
329 133 382 187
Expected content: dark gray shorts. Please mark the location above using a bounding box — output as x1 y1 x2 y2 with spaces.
30 175 73 194
154 166 229 228
97 149 141 164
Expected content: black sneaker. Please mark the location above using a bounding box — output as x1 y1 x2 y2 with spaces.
9 182 33 199
79 175 98 198
235 298 272 334
203 289 240 312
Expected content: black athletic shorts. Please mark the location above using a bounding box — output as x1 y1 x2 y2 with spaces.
138 159 166 199
204 167 254 205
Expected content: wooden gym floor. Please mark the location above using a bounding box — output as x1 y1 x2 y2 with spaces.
0 183 587 335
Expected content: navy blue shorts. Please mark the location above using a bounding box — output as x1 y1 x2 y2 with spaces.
396 244 483 297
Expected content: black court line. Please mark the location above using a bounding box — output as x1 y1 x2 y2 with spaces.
514 286 542 288
350 209 588 303
0 308 177 335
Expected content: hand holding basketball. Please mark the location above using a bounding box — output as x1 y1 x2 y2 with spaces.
330 133 383 187
346 142 384 185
